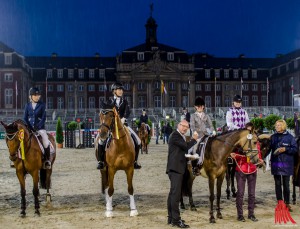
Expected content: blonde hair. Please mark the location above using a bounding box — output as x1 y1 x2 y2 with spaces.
275 119 287 131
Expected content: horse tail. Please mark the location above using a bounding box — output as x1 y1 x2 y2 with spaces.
182 165 193 197
39 168 48 189
101 167 108 194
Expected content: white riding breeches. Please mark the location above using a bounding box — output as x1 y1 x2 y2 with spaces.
127 126 141 145
37 129 50 148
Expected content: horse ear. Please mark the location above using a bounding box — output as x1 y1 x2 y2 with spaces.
0 121 7 128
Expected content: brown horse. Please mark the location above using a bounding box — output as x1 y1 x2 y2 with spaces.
181 128 258 223
95 103 138 217
138 122 149 154
0 120 56 217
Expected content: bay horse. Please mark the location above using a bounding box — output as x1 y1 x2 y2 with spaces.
0 120 56 217
138 122 148 154
181 128 258 223
96 103 138 217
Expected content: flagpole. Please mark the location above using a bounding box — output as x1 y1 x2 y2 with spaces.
15 81 18 115
214 77 216 118
240 77 243 98
266 77 269 109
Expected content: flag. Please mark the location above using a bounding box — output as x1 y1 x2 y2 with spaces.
15 81 18 96
161 80 167 94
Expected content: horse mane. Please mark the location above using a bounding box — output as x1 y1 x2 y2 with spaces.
13 119 31 132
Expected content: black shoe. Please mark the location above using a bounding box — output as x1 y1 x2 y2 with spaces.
248 215 258 222
44 160 51 169
237 215 246 222
171 220 189 228
134 162 141 169
168 218 185 225
97 161 104 170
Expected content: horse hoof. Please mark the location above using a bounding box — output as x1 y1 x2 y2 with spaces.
210 218 216 223
190 206 197 211
46 194 52 203
105 211 113 218
180 204 186 210
35 210 40 216
217 213 223 219
130 209 139 217
232 193 237 198
20 211 26 218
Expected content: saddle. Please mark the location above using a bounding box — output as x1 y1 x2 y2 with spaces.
191 135 209 176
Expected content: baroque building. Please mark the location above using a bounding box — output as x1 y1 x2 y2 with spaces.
0 13 300 117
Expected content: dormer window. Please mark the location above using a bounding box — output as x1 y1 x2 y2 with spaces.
137 52 144 61
151 47 158 51
4 53 12 65
167 52 174 61
47 69 53 78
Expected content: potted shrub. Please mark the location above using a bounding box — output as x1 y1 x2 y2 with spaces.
56 117 64 148
264 114 281 132
67 121 78 131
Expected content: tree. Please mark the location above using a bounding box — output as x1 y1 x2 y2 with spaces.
56 117 64 144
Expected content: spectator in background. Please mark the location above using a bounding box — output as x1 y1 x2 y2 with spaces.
155 123 160 144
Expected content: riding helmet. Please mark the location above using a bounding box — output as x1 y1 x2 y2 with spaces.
233 95 242 102
195 97 205 106
111 82 124 91
29 87 41 96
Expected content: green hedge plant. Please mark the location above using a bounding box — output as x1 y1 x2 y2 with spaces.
56 117 64 144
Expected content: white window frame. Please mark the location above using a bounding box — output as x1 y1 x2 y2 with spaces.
233 69 239 79
4 53 12 65
215 69 220 78
205 84 211 91
58 69 63 78
4 73 13 82
137 52 144 61
68 69 74 79
167 52 174 61
99 69 105 79
224 69 229 79
79 69 84 79
243 69 248 79
57 85 64 92
252 84 258 91
195 84 201 91
88 85 95 91
205 69 210 79
89 69 95 78
47 69 53 79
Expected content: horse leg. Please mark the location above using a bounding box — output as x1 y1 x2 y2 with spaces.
32 170 40 215
180 196 186 210
292 182 296 205
16 170 27 217
126 167 138 216
189 195 197 211
208 178 216 223
105 167 115 217
216 174 225 219
46 169 53 203
225 167 230 199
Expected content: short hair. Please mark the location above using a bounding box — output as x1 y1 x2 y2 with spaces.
275 119 287 131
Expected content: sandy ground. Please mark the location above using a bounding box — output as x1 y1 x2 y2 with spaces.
0 138 300 229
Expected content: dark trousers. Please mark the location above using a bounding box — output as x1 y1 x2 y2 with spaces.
167 171 183 223
156 134 159 144
235 171 257 216
274 175 291 204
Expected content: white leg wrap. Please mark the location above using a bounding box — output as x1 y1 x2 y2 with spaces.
129 195 138 216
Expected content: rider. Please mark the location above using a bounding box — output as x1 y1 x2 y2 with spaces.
96 82 142 170
24 87 51 169
138 109 151 136
226 95 250 131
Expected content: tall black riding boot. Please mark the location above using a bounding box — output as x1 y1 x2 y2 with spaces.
134 142 141 169
44 146 51 169
97 144 105 170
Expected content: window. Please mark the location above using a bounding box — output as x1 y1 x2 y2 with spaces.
182 96 188 107
243 70 248 78
205 84 211 91
215 69 220 78
99 84 107 92
234 85 240 91
79 69 84 79
89 97 95 109
48 84 53 92
47 97 53 109
224 69 229 79
99 97 105 107
233 69 239 79
182 83 188 90
78 85 84 92
99 69 105 79
154 81 160 90
251 69 257 78
205 96 211 107
123 83 130 91
216 96 221 107
58 69 63 78
47 69 53 78
4 73 13 82
225 84 230 90
68 69 74 79
88 85 95 91
137 52 144 61
125 96 131 106
215 84 221 91
243 96 249 107
4 54 12 65
138 96 147 108
67 84 73 92
79 97 85 110
169 96 176 107
5 89 13 107
225 96 231 107
252 84 258 91
57 85 64 92
89 69 95 78
169 82 175 91
261 96 267 106
261 84 267 91
137 82 145 91
57 97 64 109
154 96 161 108
167 52 174 61
68 97 74 109
243 84 248 91
252 95 258 106
205 69 210 79
195 84 201 91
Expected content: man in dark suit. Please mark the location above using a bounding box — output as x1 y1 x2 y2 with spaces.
166 120 198 228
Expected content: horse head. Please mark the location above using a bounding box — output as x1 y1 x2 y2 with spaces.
258 134 271 158
0 120 30 160
99 102 121 141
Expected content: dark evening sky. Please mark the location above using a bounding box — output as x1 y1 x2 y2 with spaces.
0 0 299 58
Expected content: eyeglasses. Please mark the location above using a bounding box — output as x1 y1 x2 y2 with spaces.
180 123 189 128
